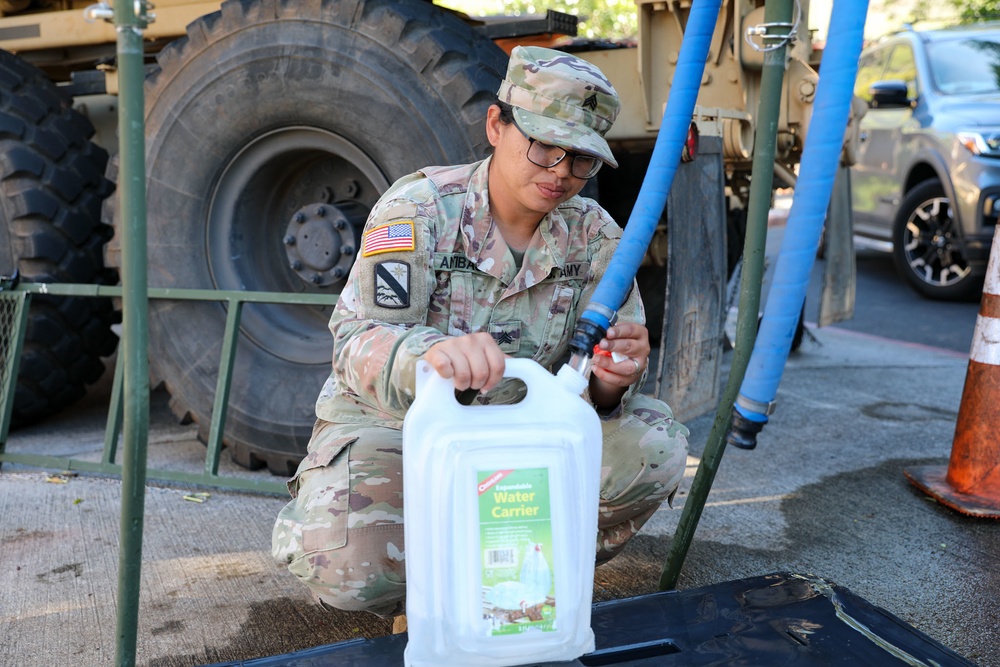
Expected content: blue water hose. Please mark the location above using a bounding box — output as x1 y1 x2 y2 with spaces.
568 0 723 358
726 0 870 449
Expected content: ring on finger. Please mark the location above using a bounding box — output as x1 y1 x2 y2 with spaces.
631 357 641 375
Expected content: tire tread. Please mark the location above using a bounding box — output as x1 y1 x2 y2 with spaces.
0 49 117 427
106 0 504 473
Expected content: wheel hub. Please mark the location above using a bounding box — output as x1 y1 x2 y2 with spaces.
902 195 973 288
284 201 365 287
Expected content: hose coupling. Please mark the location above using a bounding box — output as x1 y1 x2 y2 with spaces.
726 407 766 450
568 319 608 358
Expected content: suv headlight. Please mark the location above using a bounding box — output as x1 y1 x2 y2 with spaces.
957 130 1000 157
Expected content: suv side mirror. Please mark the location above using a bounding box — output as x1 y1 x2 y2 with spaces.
868 80 911 109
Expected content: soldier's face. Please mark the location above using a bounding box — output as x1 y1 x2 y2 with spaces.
486 107 588 221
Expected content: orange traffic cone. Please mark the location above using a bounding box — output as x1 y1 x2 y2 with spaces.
904 226 1000 517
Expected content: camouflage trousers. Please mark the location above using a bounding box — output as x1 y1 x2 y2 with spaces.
271 392 688 617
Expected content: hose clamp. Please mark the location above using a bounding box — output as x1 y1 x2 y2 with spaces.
736 393 776 417
744 0 801 53
587 303 618 327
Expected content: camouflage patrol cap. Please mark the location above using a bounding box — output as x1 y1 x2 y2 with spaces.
498 45 620 168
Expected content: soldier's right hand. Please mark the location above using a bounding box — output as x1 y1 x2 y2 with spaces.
424 333 506 393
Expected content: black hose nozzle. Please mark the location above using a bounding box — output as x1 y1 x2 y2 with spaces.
568 319 607 358
726 408 765 450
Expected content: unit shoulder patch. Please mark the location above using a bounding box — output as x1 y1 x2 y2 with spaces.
374 261 411 309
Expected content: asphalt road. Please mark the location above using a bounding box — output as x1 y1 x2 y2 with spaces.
806 248 981 353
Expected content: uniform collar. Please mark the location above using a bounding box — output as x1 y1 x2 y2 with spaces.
461 157 571 289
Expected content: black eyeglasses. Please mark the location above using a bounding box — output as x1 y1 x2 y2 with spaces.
512 122 603 180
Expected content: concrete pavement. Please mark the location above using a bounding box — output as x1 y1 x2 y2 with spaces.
1 322 998 666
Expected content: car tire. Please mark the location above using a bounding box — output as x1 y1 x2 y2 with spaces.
891 179 983 301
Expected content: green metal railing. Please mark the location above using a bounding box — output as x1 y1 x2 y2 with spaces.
0 288 29 444
0 282 336 495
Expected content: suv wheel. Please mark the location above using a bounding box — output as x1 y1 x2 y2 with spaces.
891 179 982 300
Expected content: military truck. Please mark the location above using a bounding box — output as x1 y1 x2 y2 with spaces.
0 0 820 474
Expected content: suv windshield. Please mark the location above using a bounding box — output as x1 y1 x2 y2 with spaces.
927 32 1000 95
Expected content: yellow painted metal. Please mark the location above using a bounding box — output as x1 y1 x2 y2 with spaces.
0 1 220 53
586 0 818 161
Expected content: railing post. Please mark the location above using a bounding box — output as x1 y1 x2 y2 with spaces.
205 300 244 476
102 351 126 464
113 0 152 662
658 0 794 590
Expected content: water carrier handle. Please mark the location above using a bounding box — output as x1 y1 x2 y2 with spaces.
414 358 586 407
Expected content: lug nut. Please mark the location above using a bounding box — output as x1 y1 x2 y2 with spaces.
334 219 346 230
293 212 305 224
315 206 327 218
333 267 345 279
284 235 296 246
315 186 333 203
342 245 354 256
290 260 303 270
310 273 323 284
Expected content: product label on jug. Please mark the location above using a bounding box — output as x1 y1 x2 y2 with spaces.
477 467 556 635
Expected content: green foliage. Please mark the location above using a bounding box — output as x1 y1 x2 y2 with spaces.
949 0 1000 23
865 0 985 32
867 0 933 29
877 0 1000 25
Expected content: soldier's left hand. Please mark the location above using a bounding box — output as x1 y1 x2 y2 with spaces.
591 322 650 387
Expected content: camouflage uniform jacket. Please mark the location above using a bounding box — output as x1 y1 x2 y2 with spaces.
314 157 645 432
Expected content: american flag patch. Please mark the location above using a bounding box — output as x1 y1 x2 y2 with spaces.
362 221 415 257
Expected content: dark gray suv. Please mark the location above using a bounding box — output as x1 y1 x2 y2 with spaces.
851 23 1000 300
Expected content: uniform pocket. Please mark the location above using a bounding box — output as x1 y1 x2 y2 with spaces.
285 434 358 556
446 271 475 336
598 394 688 504
533 284 579 365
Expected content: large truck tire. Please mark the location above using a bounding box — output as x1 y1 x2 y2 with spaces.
105 0 506 475
0 49 116 427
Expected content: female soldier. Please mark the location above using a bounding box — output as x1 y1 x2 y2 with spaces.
272 45 689 619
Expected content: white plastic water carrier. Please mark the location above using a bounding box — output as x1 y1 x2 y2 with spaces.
402 358 602 666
